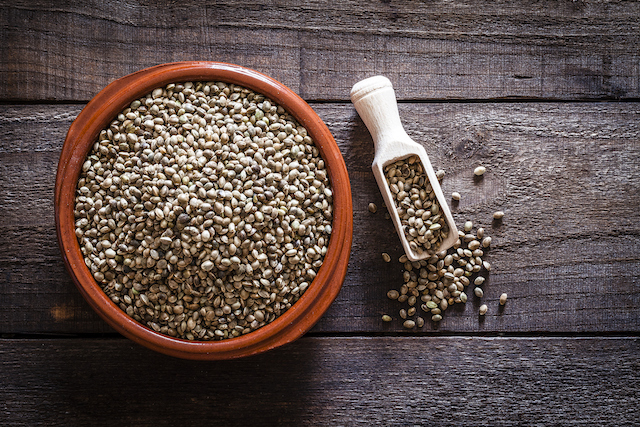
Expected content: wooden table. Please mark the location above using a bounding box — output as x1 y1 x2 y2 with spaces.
1 1 639 425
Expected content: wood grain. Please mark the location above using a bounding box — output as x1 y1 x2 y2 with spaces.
1 103 639 334
1 337 638 426
1 1 639 101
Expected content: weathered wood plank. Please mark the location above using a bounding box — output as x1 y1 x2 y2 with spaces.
1 337 638 426
1 1 639 101
1 103 639 334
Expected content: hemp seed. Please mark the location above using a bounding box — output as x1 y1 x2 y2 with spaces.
499 293 508 305
474 166 486 176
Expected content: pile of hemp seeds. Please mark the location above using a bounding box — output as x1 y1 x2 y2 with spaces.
375 163 507 327
74 81 334 341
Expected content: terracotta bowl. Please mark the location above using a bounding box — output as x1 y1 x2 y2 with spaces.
55 62 352 360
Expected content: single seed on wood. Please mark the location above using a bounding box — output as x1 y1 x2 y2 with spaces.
474 276 485 285
500 293 508 305
479 304 488 315
399 309 407 319
464 221 473 232
474 166 486 176
382 314 392 322
474 287 484 298
477 228 484 239
387 290 399 300
403 319 416 329
436 169 445 180
382 252 391 263
451 192 461 201
493 211 504 220
416 316 425 328
368 202 378 213
431 314 442 322
482 237 492 248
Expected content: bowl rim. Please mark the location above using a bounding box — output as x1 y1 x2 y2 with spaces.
55 61 352 360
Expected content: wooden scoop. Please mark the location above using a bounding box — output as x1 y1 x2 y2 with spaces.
350 76 458 261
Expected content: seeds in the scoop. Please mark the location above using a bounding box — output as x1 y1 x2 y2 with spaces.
383 155 449 255
474 166 486 176
493 211 504 220
368 202 378 213
499 293 508 305
451 192 461 201
479 304 488 315
382 314 393 322
474 287 484 298
74 81 333 342
387 290 400 300
382 252 391 263
403 319 416 329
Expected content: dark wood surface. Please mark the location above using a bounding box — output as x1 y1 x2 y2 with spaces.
2 337 639 426
1 1 639 425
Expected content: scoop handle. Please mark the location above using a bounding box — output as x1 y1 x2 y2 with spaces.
350 76 414 156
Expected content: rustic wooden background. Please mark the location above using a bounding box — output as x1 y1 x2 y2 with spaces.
1 1 639 425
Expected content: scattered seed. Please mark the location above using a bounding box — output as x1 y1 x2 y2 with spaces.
431 314 442 322
500 293 508 306
493 211 504 220
479 304 488 315
474 276 485 286
451 192 461 201
436 169 445 180
464 221 473 232
474 287 484 298
382 314 392 322
387 290 400 300
368 202 378 213
474 166 486 176
403 319 416 328
382 252 391 263
416 316 425 327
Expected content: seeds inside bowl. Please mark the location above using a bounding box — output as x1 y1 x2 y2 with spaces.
383 155 449 256
73 81 333 341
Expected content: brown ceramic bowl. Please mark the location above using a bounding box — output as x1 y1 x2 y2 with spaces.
55 62 352 360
